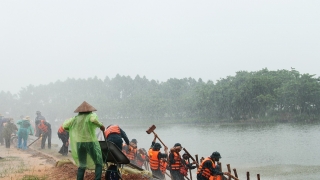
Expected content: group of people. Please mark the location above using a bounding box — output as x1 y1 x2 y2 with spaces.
0 111 52 150
2 101 231 180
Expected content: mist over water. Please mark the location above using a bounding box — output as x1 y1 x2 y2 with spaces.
52 122 320 180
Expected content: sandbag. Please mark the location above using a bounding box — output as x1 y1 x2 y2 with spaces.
121 166 153 178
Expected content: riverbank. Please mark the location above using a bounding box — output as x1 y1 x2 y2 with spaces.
0 142 153 180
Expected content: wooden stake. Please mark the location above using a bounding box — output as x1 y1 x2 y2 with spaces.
257 174 260 180
226 164 231 180
195 154 199 170
233 168 238 178
247 171 250 180
187 158 192 180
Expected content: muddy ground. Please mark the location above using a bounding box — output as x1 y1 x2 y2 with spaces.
0 141 151 180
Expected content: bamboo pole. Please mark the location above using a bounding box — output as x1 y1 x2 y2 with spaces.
226 164 231 180
233 168 238 178
195 154 199 168
186 158 193 180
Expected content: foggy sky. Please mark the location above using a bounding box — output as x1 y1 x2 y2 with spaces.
1 1 319 94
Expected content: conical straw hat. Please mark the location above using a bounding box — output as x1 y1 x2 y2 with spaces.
74 101 97 113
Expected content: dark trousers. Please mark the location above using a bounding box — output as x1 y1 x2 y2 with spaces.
0 133 4 145
170 170 184 180
197 174 227 180
58 138 68 155
151 169 165 180
4 137 10 148
41 130 51 149
77 142 103 180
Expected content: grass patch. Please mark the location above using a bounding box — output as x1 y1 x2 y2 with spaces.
0 157 29 178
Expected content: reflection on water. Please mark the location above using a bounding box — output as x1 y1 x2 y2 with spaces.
52 122 320 180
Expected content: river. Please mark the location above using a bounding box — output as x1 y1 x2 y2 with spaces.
52 122 320 180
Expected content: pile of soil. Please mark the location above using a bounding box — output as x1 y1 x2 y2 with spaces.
46 163 151 180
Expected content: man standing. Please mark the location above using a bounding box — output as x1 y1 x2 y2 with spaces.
35 111 46 137
16 116 34 150
104 124 129 150
122 138 138 164
169 143 185 180
196 151 230 180
2 118 18 148
38 119 52 149
0 114 5 146
63 101 105 180
148 133 168 180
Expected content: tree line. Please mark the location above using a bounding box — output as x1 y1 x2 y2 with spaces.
1 68 320 123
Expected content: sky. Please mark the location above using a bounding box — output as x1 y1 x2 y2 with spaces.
1 1 319 94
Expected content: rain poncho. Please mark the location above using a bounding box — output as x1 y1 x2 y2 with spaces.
63 112 103 169
16 119 34 149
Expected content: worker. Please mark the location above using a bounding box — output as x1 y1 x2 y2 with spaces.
57 125 69 156
136 148 148 169
16 116 34 150
38 119 52 149
122 138 138 164
181 152 197 177
63 101 105 180
2 118 18 148
169 143 184 180
34 111 46 137
0 114 5 146
104 124 129 150
148 132 168 180
196 151 230 180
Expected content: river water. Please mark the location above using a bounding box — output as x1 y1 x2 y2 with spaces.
52 122 320 180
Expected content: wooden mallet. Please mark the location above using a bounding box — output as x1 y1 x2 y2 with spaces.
146 125 167 148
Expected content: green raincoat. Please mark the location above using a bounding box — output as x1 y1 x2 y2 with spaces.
63 112 103 169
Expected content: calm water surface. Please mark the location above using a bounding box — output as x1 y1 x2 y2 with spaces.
53 122 320 180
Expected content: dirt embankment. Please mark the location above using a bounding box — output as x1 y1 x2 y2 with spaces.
0 142 152 180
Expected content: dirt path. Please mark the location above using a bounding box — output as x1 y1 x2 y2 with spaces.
0 141 154 180
0 142 73 180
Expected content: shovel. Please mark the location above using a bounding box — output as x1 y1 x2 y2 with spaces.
146 125 167 148
28 135 42 147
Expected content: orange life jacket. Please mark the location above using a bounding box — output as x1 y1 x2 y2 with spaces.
122 144 137 161
197 157 222 180
38 122 48 133
104 125 120 138
136 153 146 167
170 151 182 170
179 160 189 176
148 148 167 174
160 160 167 173
58 126 65 134
148 148 161 170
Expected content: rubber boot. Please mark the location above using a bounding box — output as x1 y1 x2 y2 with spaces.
95 164 102 180
77 167 86 180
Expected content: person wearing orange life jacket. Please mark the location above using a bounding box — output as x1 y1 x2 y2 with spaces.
196 151 230 180
57 125 69 156
148 132 168 180
136 148 148 168
122 138 138 164
169 143 184 180
104 124 129 150
180 153 197 177
38 119 52 149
